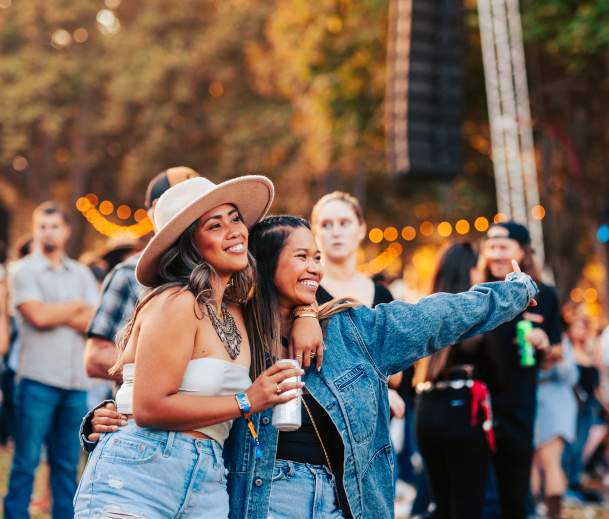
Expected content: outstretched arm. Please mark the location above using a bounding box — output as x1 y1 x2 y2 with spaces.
349 266 537 376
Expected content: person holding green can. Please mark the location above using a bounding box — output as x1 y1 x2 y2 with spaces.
478 221 562 519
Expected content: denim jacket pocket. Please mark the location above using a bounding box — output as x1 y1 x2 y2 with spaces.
100 435 160 465
334 364 377 443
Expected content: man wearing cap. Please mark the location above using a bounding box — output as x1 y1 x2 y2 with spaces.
479 221 562 519
84 166 199 381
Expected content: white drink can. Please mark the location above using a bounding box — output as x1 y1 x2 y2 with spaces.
272 359 302 432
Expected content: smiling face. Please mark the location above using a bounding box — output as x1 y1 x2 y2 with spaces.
273 226 323 308
194 203 249 278
482 226 525 280
314 199 366 262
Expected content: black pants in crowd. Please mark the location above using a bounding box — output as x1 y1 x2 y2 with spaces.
491 431 534 519
415 387 490 519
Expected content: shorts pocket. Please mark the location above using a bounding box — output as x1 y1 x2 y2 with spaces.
100 434 160 465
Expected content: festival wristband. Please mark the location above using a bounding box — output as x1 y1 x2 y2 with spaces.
235 392 251 417
235 392 262 459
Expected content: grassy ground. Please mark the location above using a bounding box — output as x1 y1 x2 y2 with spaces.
0 446 52 519
0 445 608 519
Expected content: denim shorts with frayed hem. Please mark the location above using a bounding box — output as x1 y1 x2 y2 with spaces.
74 421 229 519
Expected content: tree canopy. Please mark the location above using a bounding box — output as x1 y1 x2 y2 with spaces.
1 0 608 304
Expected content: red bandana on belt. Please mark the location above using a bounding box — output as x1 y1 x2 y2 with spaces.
471 380 496 453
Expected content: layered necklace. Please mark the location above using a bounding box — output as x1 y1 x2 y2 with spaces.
205 302 242 360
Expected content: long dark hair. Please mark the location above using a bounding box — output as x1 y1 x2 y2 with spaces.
246 216 309 379
423 242 478 382
246 215 357 378
110 217 255 375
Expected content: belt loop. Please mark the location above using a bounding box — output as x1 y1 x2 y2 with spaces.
287 460 295 477
163 431 175 458
211 440 221 465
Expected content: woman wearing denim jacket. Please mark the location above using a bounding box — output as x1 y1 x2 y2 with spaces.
87 215 537 519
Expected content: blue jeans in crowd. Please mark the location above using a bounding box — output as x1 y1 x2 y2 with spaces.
268 460 344 519
564 397 600 489
74 421 229 518
4 378 87 519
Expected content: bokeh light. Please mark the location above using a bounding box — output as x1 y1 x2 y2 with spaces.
388 242 403 255
401 226 416 241
134 209 148 223
474 216 489 232
531 205 546 220
369 228 383 243
116 205 132 220
584 288 598 303
99 200 114 216
97 9 121 35
420 221 434 237
12 155 28 171
75 197 91 212
437 221 452 238
51 29 71 48
455 219 470 235
73 28 89 43
384 226 399 242
570 288 584 303
597 225 609 244
493 212 507 224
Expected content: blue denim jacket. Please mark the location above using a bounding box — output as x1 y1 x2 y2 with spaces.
223 272 537 519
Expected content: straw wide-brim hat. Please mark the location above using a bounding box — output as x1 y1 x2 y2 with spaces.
136 175 274 287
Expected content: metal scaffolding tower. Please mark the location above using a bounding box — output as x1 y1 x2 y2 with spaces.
477 0 545 265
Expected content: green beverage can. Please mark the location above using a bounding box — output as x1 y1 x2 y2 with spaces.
516 320 536 367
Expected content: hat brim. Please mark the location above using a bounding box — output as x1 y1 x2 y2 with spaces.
136 175 273 287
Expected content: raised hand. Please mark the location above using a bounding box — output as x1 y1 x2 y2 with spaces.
509 259 537 307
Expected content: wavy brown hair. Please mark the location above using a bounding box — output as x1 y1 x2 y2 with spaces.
109 217 255 376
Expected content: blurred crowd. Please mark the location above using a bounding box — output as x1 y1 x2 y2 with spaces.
0 168 607 519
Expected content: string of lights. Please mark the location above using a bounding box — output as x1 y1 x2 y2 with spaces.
75 195 153 238
367 206 545 245
359 243 404 276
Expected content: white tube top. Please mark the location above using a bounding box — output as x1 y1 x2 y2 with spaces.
115 358 252 446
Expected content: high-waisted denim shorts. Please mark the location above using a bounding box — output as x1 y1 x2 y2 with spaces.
74 421 229 519
267 460 344 519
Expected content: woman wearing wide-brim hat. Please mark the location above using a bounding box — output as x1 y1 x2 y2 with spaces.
74 175 307 518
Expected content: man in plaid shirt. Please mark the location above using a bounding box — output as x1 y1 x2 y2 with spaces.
84 167 200 380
